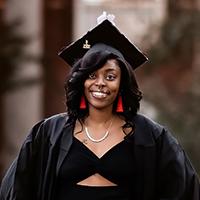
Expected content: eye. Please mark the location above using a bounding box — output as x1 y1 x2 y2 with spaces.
88 73 96 79
106 74 116 81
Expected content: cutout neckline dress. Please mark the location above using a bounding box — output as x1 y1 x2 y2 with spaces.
56 136 136 200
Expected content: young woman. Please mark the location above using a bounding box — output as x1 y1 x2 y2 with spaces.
0 14 199 200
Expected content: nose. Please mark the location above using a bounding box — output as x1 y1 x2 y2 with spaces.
95 76 105 88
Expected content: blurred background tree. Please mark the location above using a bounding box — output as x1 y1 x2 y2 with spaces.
0 20 23 108
0 19 41 95
141 0 200 172
0 18 28 176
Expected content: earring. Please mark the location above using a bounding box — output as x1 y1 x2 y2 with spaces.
116 95 124 112
80 96 86 109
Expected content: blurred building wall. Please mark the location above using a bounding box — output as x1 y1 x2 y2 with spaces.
0 0 6 178
0 0 73 178
43 0 73 117
1 0 43 175
74 0 167 45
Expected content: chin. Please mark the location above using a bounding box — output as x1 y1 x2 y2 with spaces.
89 102 114 111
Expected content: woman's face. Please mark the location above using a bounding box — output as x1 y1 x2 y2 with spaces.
84 59 121 111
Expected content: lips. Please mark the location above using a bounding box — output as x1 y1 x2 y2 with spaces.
91 91 109 99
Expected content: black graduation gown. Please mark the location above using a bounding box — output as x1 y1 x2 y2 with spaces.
0 113 199 200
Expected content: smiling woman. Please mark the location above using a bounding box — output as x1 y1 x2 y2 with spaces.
0 12 199 200
84 59 121 111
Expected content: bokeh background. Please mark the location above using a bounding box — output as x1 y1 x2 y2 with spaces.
0 0 200 180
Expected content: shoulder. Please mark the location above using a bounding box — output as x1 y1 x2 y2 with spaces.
43 112 69 128
134 113 164 138
133 113 179 146
25 113 70 144
134 113 163 133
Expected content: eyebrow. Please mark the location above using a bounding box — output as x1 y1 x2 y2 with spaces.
103 67 120 72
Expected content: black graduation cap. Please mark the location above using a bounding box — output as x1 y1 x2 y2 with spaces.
58 19 148 69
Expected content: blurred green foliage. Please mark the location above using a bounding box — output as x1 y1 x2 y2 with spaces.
0 19 40 94
143 5 200 174
0 19 28 93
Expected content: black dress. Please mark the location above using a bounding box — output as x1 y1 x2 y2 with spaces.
56 137 136 200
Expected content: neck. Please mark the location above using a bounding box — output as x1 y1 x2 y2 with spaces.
86 107 114 125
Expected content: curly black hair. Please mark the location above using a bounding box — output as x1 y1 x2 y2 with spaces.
64 50 142 123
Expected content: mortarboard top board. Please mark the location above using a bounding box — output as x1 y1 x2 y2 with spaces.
58 18 148 70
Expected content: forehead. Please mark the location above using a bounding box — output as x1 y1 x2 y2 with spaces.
98 59 121 72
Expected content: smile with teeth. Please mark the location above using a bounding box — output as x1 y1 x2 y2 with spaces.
91 91 108 98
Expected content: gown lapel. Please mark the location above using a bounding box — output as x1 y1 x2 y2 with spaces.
56 121 74 176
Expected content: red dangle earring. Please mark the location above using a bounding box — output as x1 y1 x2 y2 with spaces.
79 96 87 109
116 95 124 112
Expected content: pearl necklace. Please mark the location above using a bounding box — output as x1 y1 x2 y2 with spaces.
84 119 113 143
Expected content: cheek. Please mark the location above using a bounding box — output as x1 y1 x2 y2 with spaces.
83 80 91 97
114 78 121 92
84 80 91 90
110 81 121 96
